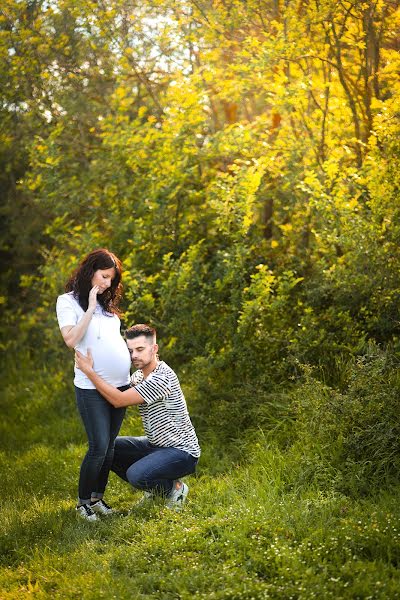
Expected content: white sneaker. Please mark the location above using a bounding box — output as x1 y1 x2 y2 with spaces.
125 491 155 515
90 499 113 516
76 503 98 521
165 481 189 510
135 491 155 506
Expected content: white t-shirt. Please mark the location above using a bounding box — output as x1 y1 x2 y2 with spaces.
56 292 131 389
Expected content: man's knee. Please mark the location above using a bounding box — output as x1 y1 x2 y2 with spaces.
112 438 122 460
126 461 157 490
113 436 137 458
126 464 144 489
111 460 129 482
111 437 134 482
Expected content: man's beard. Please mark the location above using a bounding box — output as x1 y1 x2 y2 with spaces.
133 358 151 369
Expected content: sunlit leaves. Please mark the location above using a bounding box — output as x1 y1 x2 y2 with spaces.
1 0 400 385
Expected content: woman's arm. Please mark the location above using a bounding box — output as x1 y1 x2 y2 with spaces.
60 286 99 349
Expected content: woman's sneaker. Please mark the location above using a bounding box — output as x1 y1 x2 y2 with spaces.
76 503 98 521
165 481 189 510
90 499 114 516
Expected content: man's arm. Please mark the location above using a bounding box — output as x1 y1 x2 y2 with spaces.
75 349 144 408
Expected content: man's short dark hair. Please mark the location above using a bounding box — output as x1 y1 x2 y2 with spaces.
125 323 156 342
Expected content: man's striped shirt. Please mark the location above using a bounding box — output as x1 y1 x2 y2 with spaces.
131 361 201 458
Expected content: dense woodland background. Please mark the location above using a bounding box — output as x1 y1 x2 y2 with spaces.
1 1 400 597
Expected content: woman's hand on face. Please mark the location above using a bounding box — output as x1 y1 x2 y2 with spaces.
88 285 99 312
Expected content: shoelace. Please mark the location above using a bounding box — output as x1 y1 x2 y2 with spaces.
80 504 95 515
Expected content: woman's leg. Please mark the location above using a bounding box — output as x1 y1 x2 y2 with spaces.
75 386 114 504
126 447 198 495
92 387 128 499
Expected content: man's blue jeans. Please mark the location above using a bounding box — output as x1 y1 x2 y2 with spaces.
75 385 129 504
111 436 198 495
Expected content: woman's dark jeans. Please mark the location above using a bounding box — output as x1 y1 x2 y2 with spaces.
75 385 129 504
112 436 199 496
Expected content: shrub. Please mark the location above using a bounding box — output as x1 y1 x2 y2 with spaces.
291 344 400 495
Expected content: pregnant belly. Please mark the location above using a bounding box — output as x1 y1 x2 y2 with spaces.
91 343 131 385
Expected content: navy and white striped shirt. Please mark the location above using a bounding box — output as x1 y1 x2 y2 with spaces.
132 361 201 458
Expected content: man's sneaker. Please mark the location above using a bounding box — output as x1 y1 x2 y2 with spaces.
135 491 155 507
165 481 189 511
76 503 98 522
90 499 113 516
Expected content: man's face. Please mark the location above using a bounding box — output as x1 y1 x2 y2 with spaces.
126 335 158 370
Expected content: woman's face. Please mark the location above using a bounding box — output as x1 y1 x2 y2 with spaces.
91 267 116 293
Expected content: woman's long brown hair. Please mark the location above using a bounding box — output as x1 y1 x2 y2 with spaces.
65 248 123 314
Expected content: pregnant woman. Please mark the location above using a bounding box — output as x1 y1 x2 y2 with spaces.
56 248 131 521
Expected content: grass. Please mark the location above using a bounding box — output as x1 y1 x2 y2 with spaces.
1 357 400 598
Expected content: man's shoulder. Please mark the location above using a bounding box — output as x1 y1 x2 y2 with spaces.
131 363 172 382
133 362 179 388
156 361 178 379
148 362 181 389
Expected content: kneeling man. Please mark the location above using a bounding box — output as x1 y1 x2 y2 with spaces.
75 324 200 510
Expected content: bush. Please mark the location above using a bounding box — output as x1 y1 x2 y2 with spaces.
291 344 400 495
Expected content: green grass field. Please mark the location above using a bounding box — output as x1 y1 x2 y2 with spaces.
1 361 400 599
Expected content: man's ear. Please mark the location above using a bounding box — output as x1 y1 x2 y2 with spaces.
154 343 159 354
